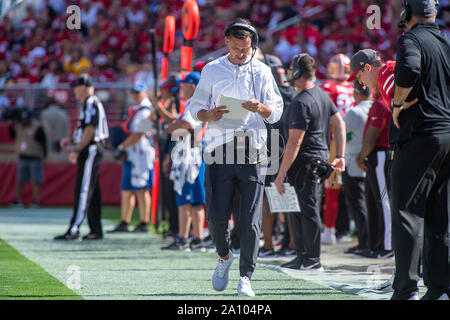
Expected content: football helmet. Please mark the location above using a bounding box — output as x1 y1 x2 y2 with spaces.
327 53 351 81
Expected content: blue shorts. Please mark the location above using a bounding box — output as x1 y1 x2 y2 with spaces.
176 161 205 207
18 157 44 184
121 161 153 191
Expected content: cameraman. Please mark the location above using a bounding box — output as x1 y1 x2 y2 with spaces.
8 108 47 207
274 54 346 271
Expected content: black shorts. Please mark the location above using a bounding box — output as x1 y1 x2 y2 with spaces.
265 173 275 187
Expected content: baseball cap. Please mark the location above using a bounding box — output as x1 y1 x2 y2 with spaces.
178 72 200 86
72 73 93 87
407 0 438 16
160 75 179 90
347 49 381 82
130 81 148 92
193 61 206 72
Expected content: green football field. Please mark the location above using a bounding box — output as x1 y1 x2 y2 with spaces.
0 206 416 300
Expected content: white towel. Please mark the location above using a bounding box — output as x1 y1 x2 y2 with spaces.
170 139 202 195
129 137 155 188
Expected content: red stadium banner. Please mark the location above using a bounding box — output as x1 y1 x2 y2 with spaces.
0 162 122 206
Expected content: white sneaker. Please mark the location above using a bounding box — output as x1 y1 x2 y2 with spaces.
437 293 449 300
237 276 255 297
336 234 353 243
375 270 394 290
321 227 336 245
212 253 233 292
299 261 324 271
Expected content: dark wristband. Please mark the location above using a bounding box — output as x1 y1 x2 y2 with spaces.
391 99 404 109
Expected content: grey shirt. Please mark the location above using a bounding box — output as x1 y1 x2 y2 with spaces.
344 100 372 178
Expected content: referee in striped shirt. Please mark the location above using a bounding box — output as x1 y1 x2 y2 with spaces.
54 74 109 241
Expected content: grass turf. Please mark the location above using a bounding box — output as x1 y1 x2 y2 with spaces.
0 208 363 300
0 237 82 300
101 205 169 234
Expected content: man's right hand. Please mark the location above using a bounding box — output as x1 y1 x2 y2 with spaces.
113 148 127 162
60 137 71 149
355 154 367 172
199 106 229 122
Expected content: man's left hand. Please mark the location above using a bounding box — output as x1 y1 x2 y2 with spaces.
393 98 418 129
274 174 286 195
68 151 78 164
241 99 261 113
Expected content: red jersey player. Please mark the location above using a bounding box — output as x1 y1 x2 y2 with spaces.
347 49 417 117
322 54 355 116
346 50 418 259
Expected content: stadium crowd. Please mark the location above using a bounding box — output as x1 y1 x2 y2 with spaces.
1 1 448 90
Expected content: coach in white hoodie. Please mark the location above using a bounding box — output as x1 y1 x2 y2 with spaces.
190 18 283 297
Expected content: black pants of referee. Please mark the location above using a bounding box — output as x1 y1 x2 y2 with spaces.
366 148 392 252
391 132 450 300
287 160 323 265
342 171 368 249
68 144 103 236
204 146 265 280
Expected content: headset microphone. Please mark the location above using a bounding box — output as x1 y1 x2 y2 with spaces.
398 20 407 28
224 22 259 98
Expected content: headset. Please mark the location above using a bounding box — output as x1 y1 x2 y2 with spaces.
400 1 412 23
224 22 259 50
285 53 310 86
399 0 439 27
292 53 310 80
224 22 259 98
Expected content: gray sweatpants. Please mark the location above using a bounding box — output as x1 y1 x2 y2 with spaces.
204 161 264 279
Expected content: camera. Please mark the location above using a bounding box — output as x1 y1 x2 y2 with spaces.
3 107 32 123
305 158 335 184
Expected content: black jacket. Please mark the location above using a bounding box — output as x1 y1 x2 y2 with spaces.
393 22 450 142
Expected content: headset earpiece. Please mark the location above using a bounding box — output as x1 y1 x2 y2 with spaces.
292 53 309 80
404 0 412 22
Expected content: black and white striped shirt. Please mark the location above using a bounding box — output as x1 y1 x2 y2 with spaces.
74 95 109 145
